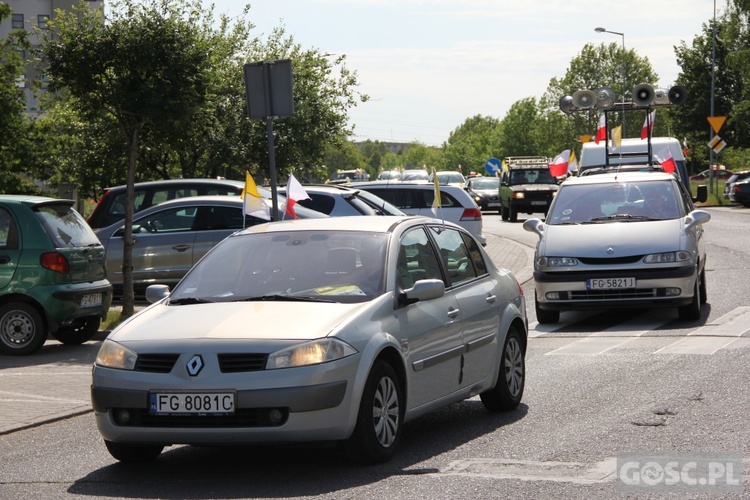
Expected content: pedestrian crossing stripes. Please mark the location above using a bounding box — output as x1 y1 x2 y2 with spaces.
528 306 750 355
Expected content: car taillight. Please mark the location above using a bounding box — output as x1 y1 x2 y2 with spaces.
460 208 482 221
41 252 70 274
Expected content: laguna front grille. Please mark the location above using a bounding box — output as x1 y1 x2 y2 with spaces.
568 288 660 300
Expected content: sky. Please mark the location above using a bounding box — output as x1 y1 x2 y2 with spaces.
211 0 718 147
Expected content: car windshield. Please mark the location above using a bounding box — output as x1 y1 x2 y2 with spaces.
170 230 389 304
470 178 499 189
511 169 555 185
547 180 682 225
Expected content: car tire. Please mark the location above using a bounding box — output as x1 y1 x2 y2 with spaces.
0 302 47 356
501 204 509 221
678 269 702 321
480 325 525 411
509 205 518 223
344 360 403 464
52 317 101 345
535 293 559 324
105 440 164 462
699 267 707 305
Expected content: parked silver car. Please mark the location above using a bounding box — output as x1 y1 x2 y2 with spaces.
95 194 326 294
524 171 710 324
352 181 486 246
277 184 405 217
92 216 527 463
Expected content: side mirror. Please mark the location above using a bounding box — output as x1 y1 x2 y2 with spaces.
146 284 170 304
684 209 711 231
693 184 708 204
523 218 545 238
398 279 445 307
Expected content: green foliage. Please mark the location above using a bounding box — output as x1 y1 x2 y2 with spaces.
442 115 501 171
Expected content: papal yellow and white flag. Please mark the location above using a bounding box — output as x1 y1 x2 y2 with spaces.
431 168 442 216
241 171 271 221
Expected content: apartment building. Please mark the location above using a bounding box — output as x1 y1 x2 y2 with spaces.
1 0 103 113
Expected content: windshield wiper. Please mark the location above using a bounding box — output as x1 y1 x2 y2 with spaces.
169 297 214 305
590 214 650 221
237 294 335 303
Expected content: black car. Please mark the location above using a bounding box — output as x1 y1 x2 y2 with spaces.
464 176 501 212
724 170 750 200
729 179 750 207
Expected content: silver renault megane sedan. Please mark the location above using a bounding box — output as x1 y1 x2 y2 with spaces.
92 216 527 464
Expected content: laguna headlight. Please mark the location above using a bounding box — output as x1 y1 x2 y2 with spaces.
538 256 579 268
266 338 357 369
644 251 692 264
95 339 137 370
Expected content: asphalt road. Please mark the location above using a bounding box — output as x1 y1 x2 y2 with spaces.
1 207 748 498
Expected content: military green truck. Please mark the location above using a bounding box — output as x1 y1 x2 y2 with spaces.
498 156 558 222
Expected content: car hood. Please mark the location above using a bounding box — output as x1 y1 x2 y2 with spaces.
542 219 682 258
111 301 369 342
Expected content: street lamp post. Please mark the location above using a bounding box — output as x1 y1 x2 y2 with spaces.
595 27 626 135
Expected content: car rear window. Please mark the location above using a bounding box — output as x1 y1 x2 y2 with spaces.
362 187 459 210
34 203 101 248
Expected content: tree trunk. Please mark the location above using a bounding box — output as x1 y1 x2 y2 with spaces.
121 125 141 318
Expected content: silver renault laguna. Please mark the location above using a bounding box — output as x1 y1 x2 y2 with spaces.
92 216 527 464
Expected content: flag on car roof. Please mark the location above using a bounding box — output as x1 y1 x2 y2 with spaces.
653 148 677 173
594 115 606 144
549 150 571 177
611 125 623 149
567 150 578 174
284 173 310 220
241 171 271 221
640 110 656 139
431 168 442 215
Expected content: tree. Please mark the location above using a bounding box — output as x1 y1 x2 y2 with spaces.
497 98 541 157
540 43 659 153
441 115 501 172
0 2 38 193
43 0 217 316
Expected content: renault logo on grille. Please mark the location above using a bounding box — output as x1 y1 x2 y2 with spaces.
186 355 204 376
607 247 615 255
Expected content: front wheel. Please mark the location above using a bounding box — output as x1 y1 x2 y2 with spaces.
0 303 47 356
678 269 702 321
344 360 403 464
480 326 525 411
52 317 101 345
105 440 164 462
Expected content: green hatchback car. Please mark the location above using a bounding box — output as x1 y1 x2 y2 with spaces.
0 196 113 356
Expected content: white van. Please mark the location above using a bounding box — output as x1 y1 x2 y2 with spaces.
579 137 689 187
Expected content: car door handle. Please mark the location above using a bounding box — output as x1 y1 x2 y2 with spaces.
0 255 9 264
485 294 497 304
172 244 191 252
447 308 460 319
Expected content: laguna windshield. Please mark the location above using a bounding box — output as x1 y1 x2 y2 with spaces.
547 180 682 225
170 230 388 304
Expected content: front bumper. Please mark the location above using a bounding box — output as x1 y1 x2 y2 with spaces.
91 354 360 445
533 265 696 311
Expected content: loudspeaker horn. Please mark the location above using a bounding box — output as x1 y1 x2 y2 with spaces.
559 95 576 114
572 89 597 109
653 88 670 105
633 83 655 106
595 86 616 109
668 85 687 105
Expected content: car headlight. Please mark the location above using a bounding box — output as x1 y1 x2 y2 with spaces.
538 256 579 268
643 251 692 264
95 339 137 370
513 192 525 199
266 338 357 370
